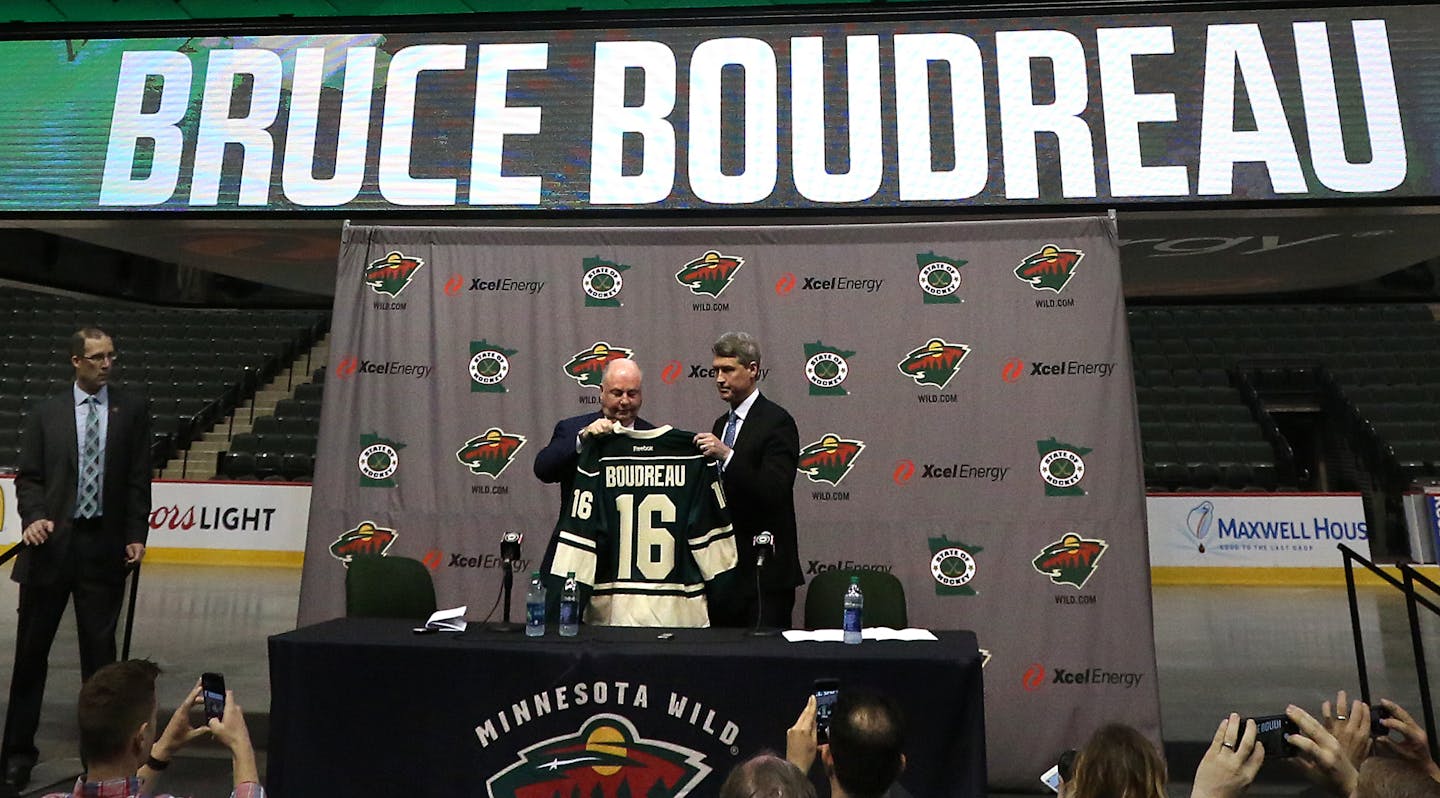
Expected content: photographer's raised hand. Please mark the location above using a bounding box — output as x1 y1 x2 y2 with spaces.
786 696 819 774
1320 690 1372 768
1191 713 1263 798
1286 705 1359 796
1373 699 1440 782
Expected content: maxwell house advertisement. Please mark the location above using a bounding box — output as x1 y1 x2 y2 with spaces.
1148 493 1369 567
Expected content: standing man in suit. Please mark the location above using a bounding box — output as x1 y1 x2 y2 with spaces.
693 331 800 629
533 359 651 575
3 328 152 790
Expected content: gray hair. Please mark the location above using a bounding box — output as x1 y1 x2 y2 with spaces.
713 331 762 367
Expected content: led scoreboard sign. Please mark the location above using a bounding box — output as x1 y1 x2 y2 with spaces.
0 4 1436 212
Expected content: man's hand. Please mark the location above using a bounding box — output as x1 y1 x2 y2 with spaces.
581 418 619 440
786 695 819 774
21 519 53 546
1191 712 1263 798
1287 704 1359 796
693 433 731 462
152 680 210 760
208 690 261 787
1374 699 1440 781
125 542 146 566
1320 690 1371 768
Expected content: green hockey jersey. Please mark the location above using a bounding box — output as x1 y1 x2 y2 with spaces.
549 425 738 627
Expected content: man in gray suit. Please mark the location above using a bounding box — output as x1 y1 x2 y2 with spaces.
2 328 152 789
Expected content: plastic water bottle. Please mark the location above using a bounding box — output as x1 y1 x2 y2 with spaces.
559 571 580 637
842 576 863 645
525 571 547 637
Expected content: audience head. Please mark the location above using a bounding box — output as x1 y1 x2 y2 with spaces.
1070 723 1167 798
77 659 162 766
1356 756 1440 798
720 753 816 798
825 688 905 798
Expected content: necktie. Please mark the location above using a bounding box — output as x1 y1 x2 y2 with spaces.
77 396 102 519
722 411 739 448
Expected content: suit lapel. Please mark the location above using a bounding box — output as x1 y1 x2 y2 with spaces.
59 392 80 480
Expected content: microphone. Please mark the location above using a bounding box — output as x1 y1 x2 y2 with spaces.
753 531 774 570
500 532 523 563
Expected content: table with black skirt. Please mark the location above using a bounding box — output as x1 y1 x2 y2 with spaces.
268 619 985 798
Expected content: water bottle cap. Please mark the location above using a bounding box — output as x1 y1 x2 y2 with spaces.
850 576 859 584
531 571 541 579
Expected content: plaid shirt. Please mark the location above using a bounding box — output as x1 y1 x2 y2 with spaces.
43 775 265 798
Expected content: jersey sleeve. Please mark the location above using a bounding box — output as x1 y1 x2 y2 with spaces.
688 464 738 581
548 443 605 588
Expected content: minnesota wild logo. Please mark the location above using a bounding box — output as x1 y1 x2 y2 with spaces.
798 434 865 486
897 338 971 389
363 251 424 297
564 342 635 389
1032 533 1108 589
456 428 527 479
917 253 965 304
356 433 403 487
1037 437 1091 497
486 714 709 798
582 256 630 307
928 535 982 596
804 341 855 396
675 250 745 298
470 340 517 393
1014 245 1083 293
329 521 397 565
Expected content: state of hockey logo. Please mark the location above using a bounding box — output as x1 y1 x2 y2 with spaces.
582 256 630 306
928 535 982 596
803 341 854 396
1032 533 1108 589
329 521 397 566
363 251 424 297
357 433 404 487
675 250 745 298
470 340 517 393
1037 437 1091 497
564 342 635 389
456 428 528 479
486 714 709 798
1014 245 1083 293
916 253 965 304
798 434 865 486
897 338 971 389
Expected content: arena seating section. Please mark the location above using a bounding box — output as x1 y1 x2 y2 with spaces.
2 291 1436 492
0 290 327 478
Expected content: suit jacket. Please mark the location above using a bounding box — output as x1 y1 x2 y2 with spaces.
714 393 801 592
533 412 653 573
13 386 152 585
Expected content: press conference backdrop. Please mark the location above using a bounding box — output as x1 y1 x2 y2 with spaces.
295 217 1158 789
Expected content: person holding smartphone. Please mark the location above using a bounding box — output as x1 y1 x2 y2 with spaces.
38 660 264 798
785 687 907 798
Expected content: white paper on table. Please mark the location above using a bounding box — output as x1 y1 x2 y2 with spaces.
781 627 937 642
424 605 468 632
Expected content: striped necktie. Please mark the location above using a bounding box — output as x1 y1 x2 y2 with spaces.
77 396 102 519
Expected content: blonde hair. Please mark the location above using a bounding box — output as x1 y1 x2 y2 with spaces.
1070 724 1167 798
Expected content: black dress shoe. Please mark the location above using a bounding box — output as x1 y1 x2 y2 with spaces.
3 757 33 790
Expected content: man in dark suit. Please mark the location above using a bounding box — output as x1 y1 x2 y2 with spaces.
3 328 151 789
533 359 651 575
693 332 800 629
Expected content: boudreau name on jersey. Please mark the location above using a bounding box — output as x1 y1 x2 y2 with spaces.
605 463 688 488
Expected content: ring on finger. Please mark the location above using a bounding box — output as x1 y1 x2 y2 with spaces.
1336 714 1348 721
1222 742 1236 750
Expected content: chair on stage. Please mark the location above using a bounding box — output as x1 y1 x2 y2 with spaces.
345 555 437 621
803 569 908 630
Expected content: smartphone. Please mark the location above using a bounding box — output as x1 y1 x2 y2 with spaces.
813 678 840 744
1246 714 1298 758
1371 703 1393 737
1040 764 1062 793
201 672 226 722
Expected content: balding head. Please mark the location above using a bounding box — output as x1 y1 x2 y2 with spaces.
600 359 643 426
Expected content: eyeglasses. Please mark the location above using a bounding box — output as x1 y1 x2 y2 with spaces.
80 352 118 365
